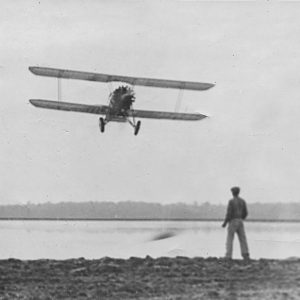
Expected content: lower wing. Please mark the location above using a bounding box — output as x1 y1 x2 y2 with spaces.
29 99 109 115
130 109 207 121
29 99 207 121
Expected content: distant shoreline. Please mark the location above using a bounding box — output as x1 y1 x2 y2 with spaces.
0 218 299 222
1 201 299 222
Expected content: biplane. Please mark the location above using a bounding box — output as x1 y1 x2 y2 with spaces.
29 67 214 135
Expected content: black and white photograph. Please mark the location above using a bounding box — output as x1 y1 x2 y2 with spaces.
1 1 300 299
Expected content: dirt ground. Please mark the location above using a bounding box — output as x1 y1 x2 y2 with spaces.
0 256 300 299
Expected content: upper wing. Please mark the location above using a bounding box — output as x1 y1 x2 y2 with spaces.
130 109 207 121
29 99 109 115
29 66 215 91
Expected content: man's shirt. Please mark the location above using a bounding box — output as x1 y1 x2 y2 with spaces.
224 197 248 223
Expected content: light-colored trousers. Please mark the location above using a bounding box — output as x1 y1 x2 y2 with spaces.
225 219 249 258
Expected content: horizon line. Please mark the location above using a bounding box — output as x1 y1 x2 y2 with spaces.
0 217 299 223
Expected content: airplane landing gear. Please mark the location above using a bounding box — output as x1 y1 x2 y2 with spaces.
134 120 141 135
128 116 141 136
99 117 105 133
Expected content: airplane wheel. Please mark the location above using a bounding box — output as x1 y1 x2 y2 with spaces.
134 120 141 135
99 117 105 133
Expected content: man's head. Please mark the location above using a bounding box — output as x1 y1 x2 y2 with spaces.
231 186 240 197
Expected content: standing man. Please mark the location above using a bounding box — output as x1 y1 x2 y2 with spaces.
222 187 250 260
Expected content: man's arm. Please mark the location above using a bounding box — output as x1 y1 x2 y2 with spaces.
242 200 248 220
222 200 232 227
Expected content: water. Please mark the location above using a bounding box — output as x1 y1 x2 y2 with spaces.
0 220 299 260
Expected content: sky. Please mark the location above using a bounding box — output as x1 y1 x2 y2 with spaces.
1 1 300 205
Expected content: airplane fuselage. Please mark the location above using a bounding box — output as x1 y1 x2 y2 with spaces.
107 86 135 121
99 85 140 133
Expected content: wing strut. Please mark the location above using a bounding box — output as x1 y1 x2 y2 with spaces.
57 78 62 101
175 88 184 112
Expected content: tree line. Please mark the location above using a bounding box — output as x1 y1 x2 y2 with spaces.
0 201 299 221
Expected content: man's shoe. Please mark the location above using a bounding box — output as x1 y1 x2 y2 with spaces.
242 253 251 261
